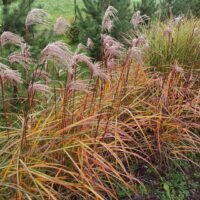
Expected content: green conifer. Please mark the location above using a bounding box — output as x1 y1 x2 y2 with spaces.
76 0 132 59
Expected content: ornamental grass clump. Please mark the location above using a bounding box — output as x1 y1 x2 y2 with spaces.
141 18 200 72
0 6 199 200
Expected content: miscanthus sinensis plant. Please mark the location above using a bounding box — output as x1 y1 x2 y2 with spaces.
0 7 199 200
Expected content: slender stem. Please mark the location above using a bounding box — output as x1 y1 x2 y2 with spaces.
0 78 9 137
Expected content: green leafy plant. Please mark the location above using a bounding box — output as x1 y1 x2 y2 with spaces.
158 171 190 200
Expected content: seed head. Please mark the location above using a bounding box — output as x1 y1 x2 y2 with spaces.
73 54 105 78
67 80 91 93
54 17 70 35
73 54 93 68
25 8 49 27
0 69 22 86
102 34 123 58
193 28 200 37
92 63 110 81
131 11 150 27
107 58 116 70
40 41 73 74
128 47 143 65
33 70 50 82
102 6 118 33
0 31 25 47
28 82 50 96
0 62 10 71
132 35 149 49
163 26 174 41
173 64 184 73
174 15 184 26
75 43 88 54
8 52 32 69
87 38 94 50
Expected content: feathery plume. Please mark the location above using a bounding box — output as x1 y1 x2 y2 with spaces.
40 41 73 73
25 8 49 27
67 80 91 93
33 70 50 82
92 63 110 81
131 11 150 27
102 6 118 33
193 28 200 37
73 54 100 74
107 58 116 70
21 44 32 58
75 43 88 54
102 34 123 58
174 16 184 26
0 69 22 86
28 82 50 96
128 47 143 65
0 62 10 71
173 64 184 73
73 53 92 63
73 54 94 68
8 52 32 69
0 31 24 47
163 26 174 41
132 35 149 49
87 38 94 50
54 17 70 35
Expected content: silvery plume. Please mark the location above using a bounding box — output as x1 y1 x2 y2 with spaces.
107 58 117 70
163 26 174 41
8 52 32 70
174 15 184 27
87 38 94 50
0 31 25 47
92 62 110 81
0 62 10 71
173 64 184 74
72 53 110 80
132 35 149 49
40 41 73 74
102 34 123 58
54 17 70 35
72 53 95 71
0 69 22 86
193 28 200 37
33 69 50 82
102 6 118 33
128 46 143 65
67 80 91 93
28 82 50 96
25 8 49 28
131 11 150 27
75 43 88 54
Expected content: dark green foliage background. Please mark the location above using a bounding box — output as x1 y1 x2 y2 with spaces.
76 0 132 60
